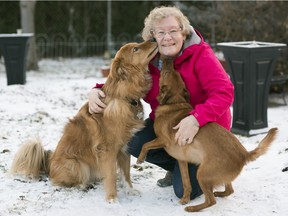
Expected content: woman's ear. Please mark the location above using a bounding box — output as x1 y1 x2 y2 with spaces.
183 35 187 42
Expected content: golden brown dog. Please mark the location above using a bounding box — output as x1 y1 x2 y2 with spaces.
10 40 158 202
137 57 278 212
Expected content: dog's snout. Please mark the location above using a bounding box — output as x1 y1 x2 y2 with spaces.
149 38 156 42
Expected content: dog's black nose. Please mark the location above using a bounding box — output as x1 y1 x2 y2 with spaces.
150 38 156 42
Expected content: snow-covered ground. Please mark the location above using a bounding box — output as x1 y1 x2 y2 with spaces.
0 58 287 216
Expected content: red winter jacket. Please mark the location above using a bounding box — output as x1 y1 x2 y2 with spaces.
144 30 234 130
95 30 234 130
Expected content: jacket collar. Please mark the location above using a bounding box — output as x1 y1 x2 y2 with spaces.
183 26 202 49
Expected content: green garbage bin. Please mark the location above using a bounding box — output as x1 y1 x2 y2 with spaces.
217 41 286 136
0 33 33 85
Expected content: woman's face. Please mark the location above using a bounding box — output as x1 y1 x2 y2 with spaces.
153 16 186 57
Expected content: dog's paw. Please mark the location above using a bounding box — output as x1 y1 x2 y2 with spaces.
179 197 190 205
126 187 141 196
136 152 147 164
136 159 144 164
136 156 146 164
185 205 197 212
120 180 140 196
105 195 118 204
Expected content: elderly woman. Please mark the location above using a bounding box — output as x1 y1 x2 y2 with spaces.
88 6 234 200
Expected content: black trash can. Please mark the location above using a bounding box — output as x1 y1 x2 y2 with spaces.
217 41 286 136
0 33 33 85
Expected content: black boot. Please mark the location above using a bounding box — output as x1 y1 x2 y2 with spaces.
157 171 172 187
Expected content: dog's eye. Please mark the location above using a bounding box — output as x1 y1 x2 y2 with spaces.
132 47 139 52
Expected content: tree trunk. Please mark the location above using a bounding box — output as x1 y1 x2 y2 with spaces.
20 0 38 71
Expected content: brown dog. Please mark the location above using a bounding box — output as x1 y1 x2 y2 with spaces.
137 57 278 212
10 40 158 202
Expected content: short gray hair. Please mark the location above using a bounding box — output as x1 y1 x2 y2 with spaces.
142 6 191 41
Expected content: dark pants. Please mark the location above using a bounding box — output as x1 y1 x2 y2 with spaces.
127 118 202 200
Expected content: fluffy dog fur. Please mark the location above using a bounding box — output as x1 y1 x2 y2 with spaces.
10 40 158 202
137 58 278 212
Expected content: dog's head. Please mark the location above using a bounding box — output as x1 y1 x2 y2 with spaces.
110 41 158 83
106 40 158 99
113 40 158 73
158 57 190 105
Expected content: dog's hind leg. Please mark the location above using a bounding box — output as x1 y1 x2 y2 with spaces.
185 166 216 212
50 158 90 188
214 182 234 197
178 160 192 205
185 180 216 212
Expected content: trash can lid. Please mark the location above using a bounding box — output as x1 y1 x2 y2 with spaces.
217 41 286 48
0 33 34 38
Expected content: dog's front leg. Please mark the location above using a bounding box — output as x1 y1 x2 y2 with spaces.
102 154 118 203
117 150 132 188
117 150 141 196
137 138 165 164
178 160 192 205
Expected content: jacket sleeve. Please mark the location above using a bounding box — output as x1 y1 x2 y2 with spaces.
93 83 104 88
189 46 234 128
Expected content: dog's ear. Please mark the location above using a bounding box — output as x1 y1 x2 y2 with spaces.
158 85 170 105
111 58 129 80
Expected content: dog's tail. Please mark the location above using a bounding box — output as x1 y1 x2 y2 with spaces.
10 139 53 178
247 128 278 162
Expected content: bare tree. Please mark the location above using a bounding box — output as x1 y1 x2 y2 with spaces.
20 0 38 71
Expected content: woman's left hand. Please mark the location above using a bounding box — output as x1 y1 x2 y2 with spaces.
173 115 199 146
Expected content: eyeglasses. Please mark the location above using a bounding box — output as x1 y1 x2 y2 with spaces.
152 28 182 39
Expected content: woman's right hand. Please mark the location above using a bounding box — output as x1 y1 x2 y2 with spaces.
88 88 107 114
